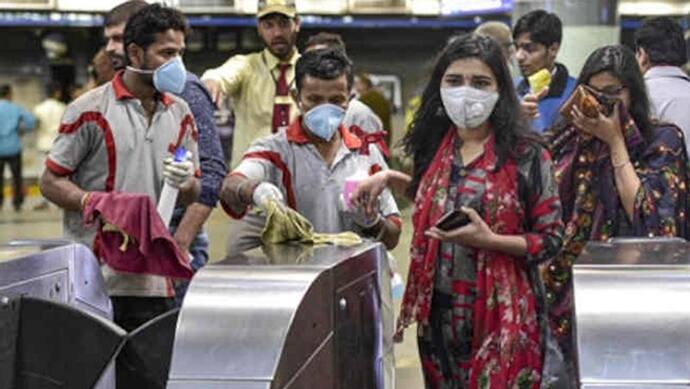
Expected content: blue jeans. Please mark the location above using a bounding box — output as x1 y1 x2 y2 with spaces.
169 208 210 306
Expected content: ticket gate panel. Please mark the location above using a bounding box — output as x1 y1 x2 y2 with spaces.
573 238 690 387
0 242 112 319
0 242 115 389
168 242 386 389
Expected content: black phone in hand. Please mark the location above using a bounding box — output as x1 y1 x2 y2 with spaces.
435 209 471 231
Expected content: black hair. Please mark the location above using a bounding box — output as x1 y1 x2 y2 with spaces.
123 4 190 65
295 48 353 91
403 34 536 196
104 0 148 28
634 17 687 67
578 45 654 141
0 84 11 98
46 81 61 97
305 32 346 54
513 9 563 48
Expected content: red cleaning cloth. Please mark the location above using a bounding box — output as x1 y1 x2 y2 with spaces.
83 191 193 279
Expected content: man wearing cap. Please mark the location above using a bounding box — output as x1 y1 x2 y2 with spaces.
201 0 300 168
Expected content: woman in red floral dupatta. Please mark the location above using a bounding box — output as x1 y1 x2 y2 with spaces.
353 35 563 388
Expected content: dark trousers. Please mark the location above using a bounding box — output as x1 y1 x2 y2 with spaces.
111 296 176 332
0 153 23 210
112 296 175 389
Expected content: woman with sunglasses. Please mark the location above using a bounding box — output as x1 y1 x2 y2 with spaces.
544 45 690 360
352 34 564 388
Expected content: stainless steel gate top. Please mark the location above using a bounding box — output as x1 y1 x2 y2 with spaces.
573 238 690 387
168 241 386 389
0 241 115 389
0 241 111 319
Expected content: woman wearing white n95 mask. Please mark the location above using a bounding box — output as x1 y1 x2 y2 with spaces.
352 34 563 388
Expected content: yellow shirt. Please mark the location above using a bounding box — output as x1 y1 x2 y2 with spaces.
202 48 300 168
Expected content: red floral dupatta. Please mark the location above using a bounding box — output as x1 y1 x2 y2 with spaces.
398 129 543 388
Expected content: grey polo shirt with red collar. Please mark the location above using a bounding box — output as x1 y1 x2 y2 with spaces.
225 117 400 235
46 71 200 297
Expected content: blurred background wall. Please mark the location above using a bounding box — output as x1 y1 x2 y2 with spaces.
0 0 686 179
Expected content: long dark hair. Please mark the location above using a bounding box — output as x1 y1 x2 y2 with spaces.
577 45 654 141
403 33 535 196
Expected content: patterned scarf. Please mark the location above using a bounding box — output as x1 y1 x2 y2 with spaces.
544 110 643 343
398 129 543 388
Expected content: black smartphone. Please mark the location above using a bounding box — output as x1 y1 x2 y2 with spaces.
435 209 471 231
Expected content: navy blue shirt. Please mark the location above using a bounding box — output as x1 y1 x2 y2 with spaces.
516 63 576 134
178 72 226 208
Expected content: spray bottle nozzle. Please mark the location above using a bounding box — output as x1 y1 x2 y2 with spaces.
174 146 187 163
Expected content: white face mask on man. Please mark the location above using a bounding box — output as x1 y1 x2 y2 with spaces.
440 86 499 129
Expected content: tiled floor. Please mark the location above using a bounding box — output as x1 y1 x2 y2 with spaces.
0 196 425 388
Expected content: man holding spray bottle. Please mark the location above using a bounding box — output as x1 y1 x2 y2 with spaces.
40 4 199 331
104 0 226 306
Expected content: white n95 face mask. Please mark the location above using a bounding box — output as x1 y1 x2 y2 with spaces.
440 86 499 129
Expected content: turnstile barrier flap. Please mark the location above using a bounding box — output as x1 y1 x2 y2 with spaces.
573 238 690 386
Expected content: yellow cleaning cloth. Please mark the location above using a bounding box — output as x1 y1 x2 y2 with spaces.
528 68 551 95
102 222 135 252
261 200 362 246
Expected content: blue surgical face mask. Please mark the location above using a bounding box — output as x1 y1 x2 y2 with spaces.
127 56 187 95
303 103 346 141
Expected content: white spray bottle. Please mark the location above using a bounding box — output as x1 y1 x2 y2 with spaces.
157 147 186 228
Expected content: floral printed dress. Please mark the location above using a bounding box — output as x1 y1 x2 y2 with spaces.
401 130 564 389
544 113 690 357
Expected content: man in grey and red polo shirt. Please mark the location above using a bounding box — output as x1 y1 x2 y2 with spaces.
40 4 199 331
220 48 401 253
220 48 401 388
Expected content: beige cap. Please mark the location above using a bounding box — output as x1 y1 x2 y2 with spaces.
257 0 297 19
